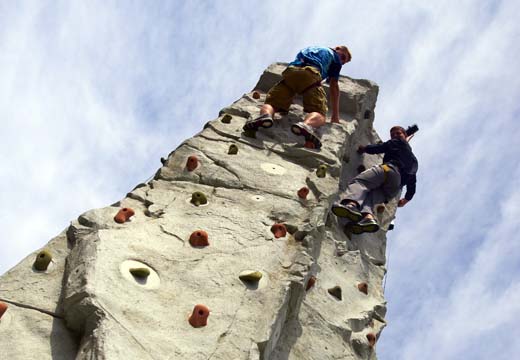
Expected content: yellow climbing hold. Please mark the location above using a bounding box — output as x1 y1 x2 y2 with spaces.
228 144 238 155
316 164 328 178
239 270 263 283
191 191 208 206
221 114 232 124
243 129 256 138
130 267 150 279
33 250 52 271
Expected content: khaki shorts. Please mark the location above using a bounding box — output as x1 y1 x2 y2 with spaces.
265 66 328 115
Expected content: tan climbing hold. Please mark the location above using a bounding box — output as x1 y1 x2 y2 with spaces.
130 267 150 279
0 301 8 320
366 333 377 347
271 223 287 238
228 144 238 155
328 286 342 300
189 304 210 328
186 155 199 171
252 91 260 99
239 270 263 283
114 207 135 224
306 276 316 291
191 192 208 206
221 114 232 124
357 282 368 295
297 186 309 200
189 230 209 247
33 250 52 271
316 164 327 178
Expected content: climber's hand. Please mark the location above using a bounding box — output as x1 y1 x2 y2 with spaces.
357 145 366 154
398 198 409 207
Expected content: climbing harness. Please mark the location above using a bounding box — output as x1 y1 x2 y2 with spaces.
381 163 392 183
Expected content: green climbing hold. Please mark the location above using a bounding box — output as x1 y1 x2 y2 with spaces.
316 164 328 178
228 144 238 155
33 250 52 271
130 267 150 279
191 191 208 206
239 270 263 283
221 114 232 124
243 129 257 138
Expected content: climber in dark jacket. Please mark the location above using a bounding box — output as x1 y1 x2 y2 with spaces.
331 126 418 234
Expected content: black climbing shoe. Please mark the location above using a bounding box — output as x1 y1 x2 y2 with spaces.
243 113 274 131
291 121 322 149
331 201 362 222
351 217 380 234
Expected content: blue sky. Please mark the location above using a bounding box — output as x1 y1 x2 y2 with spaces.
1 1 519 359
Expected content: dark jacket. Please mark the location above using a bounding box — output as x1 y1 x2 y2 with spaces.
365 139 418 201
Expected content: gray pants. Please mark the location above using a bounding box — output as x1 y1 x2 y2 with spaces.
340 164 401 215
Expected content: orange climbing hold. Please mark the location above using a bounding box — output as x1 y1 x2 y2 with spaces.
186 155 199 171
366 333 376 347
306 276 316 291
297 187 310 200
304 140 316 149
376 204 385 214
189 304 210 328
0 301 7 320
271 223 287 238
189 230 209 247
114 208 135 224
252 91 261 99
357 282 368 295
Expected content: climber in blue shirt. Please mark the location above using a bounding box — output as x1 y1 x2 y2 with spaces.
243 45 351 149
331 126 418 234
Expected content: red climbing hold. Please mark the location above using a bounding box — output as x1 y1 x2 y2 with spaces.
186 155 199 172
357 282 368 295
366 333 377 347
271 223 287 238
189 304 210 328
252 91 261 99
304 140 316 149
306 276 316 291
114 208 135 224
0 301 7 320
189 230 209 247
297 187 310 200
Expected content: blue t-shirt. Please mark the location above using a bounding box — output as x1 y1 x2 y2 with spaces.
288 46 342 81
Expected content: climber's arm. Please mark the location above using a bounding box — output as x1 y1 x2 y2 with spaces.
358 141 389 154
398 174 416 207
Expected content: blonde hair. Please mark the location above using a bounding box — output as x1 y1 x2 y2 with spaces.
335 45 352 62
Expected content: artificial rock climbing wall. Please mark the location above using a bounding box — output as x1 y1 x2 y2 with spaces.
0 63 395 359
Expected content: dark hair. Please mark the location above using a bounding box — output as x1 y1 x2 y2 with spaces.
390 126 406 135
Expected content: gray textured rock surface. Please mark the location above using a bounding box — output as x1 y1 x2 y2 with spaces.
0 63 395 359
